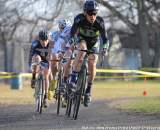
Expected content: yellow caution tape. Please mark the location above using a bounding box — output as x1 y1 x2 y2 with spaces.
96 69 160 77
96 69 134 73
21 73 32 78
0 69 160 79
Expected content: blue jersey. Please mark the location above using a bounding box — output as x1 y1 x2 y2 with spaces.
28 40 51 66
51 26 72 53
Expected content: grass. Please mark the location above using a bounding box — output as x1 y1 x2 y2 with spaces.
0 80 160 113
117 97 160 113
93 80 160 113
0 81 34 105
93 80 160 100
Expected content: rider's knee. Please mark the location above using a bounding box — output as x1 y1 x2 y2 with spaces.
31 55 41 72
44 69 50 78
76 59 83 65
88 54 98 66
66 60 73 68
65 49 72 57
51 54 59 70
79 41 87 50
51 53 59 61
52 64 58 72
32 54 41 63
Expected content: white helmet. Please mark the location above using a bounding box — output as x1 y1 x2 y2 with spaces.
58 19 71 30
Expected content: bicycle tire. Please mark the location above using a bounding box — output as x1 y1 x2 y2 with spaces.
56 69 63 115
66 87 73 117
65 84 69 116
73 67 87 120
35 75 44 114
56 77 61 115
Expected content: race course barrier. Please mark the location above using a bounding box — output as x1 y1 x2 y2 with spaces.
0 69 160 79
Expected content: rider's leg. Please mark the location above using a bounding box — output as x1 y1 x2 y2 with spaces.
63 49 73 83
48 53 59 100
50 54 58 91
43 66 50 107
86 54 98 93
31 55 41 88
84 53 98 106
69 41 87 89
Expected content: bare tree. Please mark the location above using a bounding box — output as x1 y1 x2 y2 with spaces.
95 0 160 68
0 0 64 72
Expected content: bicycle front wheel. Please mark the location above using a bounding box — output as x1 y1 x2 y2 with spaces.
35 76 44 114
73 68 87 120
56 70 63 115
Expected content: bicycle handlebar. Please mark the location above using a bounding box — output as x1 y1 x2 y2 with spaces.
31 61 48 70
75 48 101 55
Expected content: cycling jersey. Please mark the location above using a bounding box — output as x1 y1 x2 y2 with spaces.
51 26 71 53
50 31 60 42
29 40 51 65
70 13 109 50
28 40 39 66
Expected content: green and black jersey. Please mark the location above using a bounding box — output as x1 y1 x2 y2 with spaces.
70 13 109 50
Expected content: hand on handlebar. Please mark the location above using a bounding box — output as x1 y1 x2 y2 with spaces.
101 48 108 56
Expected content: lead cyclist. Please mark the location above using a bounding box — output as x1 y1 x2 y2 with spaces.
68 0 110 107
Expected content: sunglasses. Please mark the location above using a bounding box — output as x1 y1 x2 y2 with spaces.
87 11 97 16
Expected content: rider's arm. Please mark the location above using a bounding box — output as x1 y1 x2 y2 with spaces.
99 17 110 51
28 40 38 66
70 15 80 40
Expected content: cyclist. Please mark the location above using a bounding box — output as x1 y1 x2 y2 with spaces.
48 19 72 100
29 29 52 107
69 0 109 107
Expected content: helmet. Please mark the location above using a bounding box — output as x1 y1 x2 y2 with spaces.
39 30 48 41
58 19 71 30
83 0 99 13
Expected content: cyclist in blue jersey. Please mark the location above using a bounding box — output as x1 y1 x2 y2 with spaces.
69 0 109 107
29 30 52 107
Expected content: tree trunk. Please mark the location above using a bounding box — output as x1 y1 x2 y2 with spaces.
138 0 150 67
4 42 8 72
153 31 160 68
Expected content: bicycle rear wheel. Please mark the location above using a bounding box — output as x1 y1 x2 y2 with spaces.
73 68 87 120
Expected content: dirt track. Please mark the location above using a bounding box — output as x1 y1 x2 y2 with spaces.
0 100 160 130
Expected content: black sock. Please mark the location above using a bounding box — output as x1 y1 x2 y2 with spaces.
44 93 48 99
64 76 68 83
32 73 36 80
86 82 93 94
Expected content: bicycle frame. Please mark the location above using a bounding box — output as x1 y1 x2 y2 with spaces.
52 54 70 115
66 49 92 120
73 54 88 119
34 62 46 114
56 58 64 115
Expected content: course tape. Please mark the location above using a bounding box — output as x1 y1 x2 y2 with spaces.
0 69 160 79
96 69 160 77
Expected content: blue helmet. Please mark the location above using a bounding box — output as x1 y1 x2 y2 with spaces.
83 0 99 13
39 30 48 40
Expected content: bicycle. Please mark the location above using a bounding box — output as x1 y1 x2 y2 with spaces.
34 61 48 114
52 52 71 115
66 49 99 120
